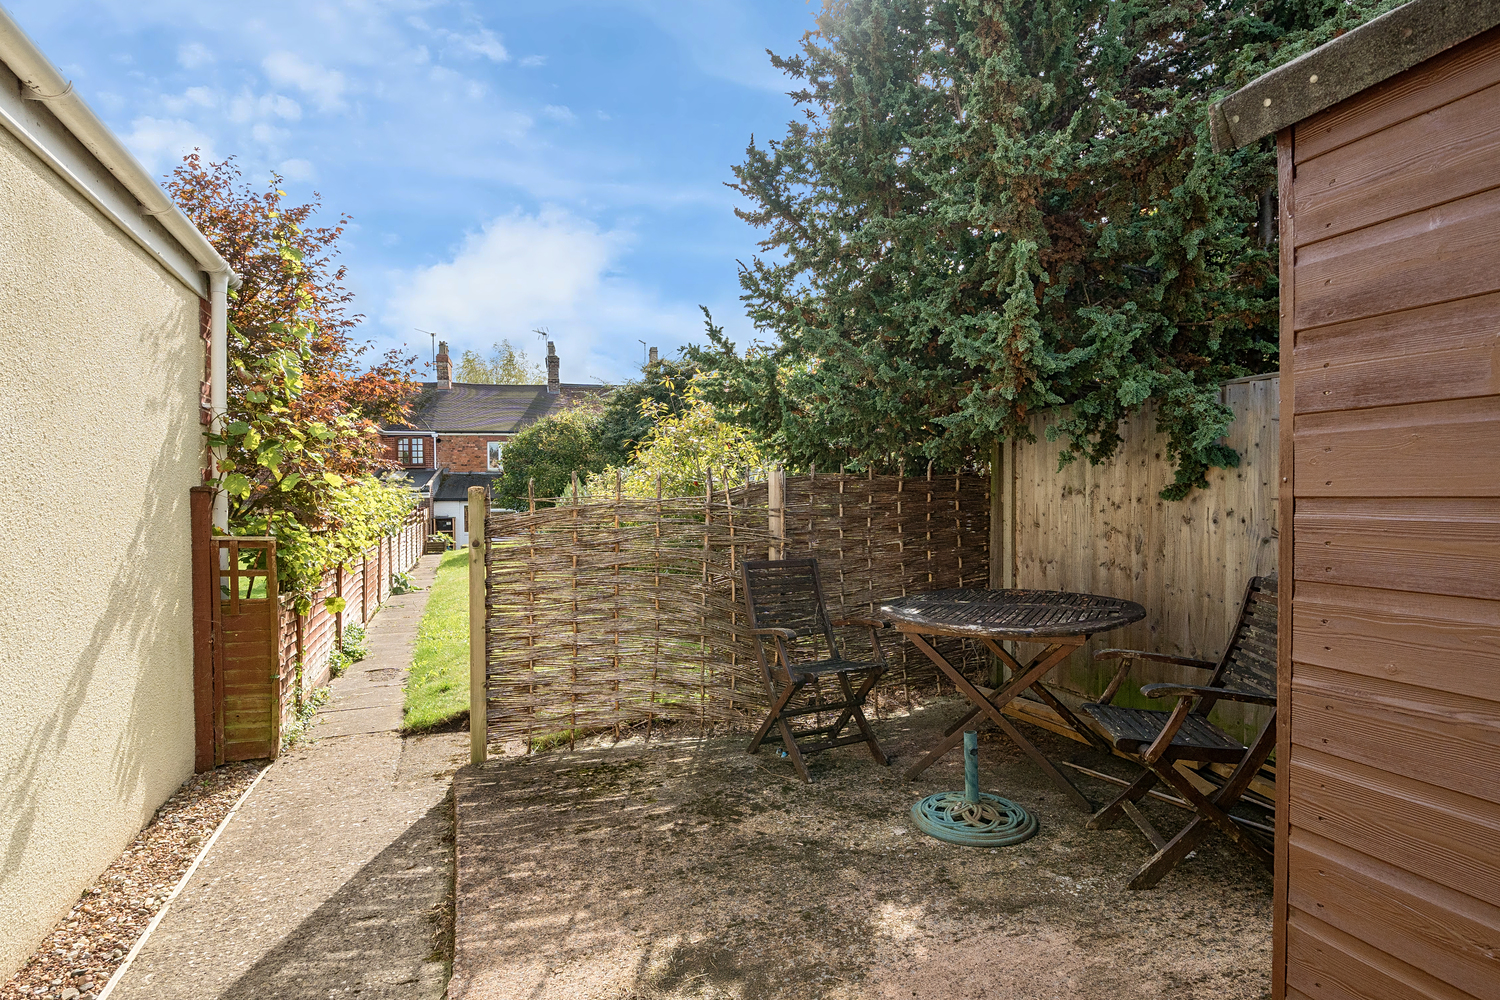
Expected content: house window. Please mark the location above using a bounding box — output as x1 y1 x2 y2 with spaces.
397 437 426 466
487 441 503 471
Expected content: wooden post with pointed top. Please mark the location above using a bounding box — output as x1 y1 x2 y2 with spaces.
468 485 488 764
768 465 785 560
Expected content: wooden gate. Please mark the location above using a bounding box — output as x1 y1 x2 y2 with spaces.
191 487 281 768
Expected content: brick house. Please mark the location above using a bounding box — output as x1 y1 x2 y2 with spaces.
384 340 607 545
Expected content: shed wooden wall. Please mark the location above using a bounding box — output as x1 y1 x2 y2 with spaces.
1276 27 1500 1000
997 375 1279 743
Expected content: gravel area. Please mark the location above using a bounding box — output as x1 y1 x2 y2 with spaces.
0 763 264 1000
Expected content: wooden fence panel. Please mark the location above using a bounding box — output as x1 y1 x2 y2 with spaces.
1005 375 1279 742
482 473 991 749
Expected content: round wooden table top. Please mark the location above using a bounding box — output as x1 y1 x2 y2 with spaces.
878 588 1146 639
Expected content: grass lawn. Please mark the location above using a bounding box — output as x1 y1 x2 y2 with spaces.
402 549 470 733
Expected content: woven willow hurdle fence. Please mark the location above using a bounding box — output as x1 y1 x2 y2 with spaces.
479 470 990 751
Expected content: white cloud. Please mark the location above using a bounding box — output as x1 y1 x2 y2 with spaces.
177 41 214 70
122 116 215 173
160 85 217 114
519 54 546 68
251 122 289 144
227 91 301 124
261 51 347 112
278 158 317 181
542 104 576 123
447 27 509 62
382 208 701 382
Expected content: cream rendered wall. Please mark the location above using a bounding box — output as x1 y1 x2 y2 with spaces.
0 124 205 977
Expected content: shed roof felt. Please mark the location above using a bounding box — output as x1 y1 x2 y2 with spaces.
385 381 608 435
394 467 439 493
1209 0 1500 152
433 472 503 501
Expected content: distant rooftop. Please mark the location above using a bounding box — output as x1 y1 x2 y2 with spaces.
385 381 608 435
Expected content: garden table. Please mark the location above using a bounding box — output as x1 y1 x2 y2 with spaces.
878 588 1145 812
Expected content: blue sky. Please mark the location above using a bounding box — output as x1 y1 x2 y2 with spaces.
6 0 820 383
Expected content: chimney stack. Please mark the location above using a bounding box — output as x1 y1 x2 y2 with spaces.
546 341 560 394
436 341 452 389
648 346 659 366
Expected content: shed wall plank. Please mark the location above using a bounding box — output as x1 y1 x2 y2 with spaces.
1293 396 1500 496
1288 748 1500 908
1286 912 1480 1000
1291 582 1500 704
1292 292 1500 414
1296 80 1500 245
1293 498 1500 601
1296 26 1500 163
1290 665 1500 803
1286 834 1500 999
1295 185 1500 330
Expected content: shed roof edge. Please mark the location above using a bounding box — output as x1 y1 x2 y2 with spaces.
1209 0 1500 152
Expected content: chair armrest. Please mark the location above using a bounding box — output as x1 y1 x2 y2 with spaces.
750 626 798 640
1139 683 1276 707
831 617 887 628
1095 649 1218 670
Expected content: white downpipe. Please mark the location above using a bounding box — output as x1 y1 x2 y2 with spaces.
210 272 230 531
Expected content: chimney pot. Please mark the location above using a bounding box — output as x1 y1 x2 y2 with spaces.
436 340 452 389
546 341 560 394
648 346 659 366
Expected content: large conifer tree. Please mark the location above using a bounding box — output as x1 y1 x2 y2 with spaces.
695 0 1403 496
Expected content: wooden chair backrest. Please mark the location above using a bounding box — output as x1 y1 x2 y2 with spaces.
742 558 838 660
1207 575 1278 699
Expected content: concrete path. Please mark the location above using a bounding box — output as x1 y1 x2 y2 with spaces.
111 554 469 1000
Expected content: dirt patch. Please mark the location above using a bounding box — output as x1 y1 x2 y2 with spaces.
450 699 1272 1000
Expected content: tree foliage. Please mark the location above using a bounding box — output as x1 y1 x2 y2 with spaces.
693 0 1402 497
595 354 701 466
493 400 608 509
455 339 545 384
170 154 419 602
587 375 765 499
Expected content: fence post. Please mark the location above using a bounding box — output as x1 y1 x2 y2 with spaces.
768 465 785 560
468 485 488 765
190 486 216 773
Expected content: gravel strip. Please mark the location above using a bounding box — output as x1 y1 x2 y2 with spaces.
0 763 265 1000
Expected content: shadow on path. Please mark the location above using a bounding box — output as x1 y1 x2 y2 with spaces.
217 796 453 1000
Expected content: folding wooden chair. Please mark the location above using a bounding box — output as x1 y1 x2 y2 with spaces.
742 558 889 782
1081 575 1277 889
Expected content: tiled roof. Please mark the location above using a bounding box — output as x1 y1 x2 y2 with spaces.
433 472 504 501
385 382 608 435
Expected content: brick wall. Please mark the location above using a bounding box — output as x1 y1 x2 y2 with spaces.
437 434 508 472
384 433 435 469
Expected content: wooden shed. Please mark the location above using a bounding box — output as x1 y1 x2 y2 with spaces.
1210 2 1500 997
